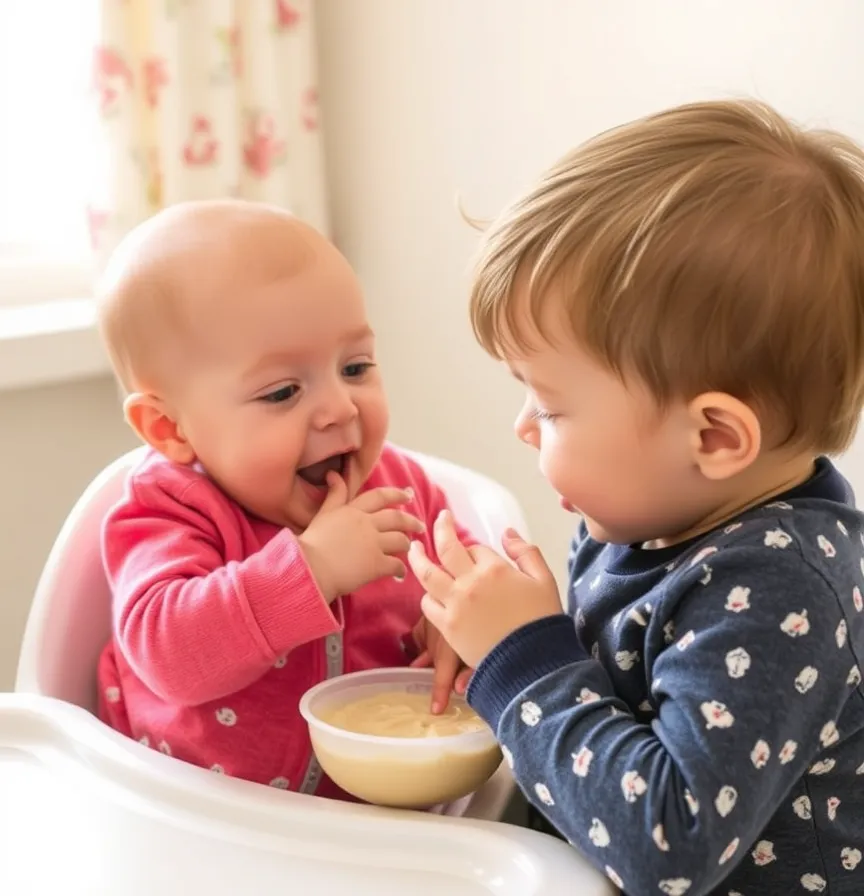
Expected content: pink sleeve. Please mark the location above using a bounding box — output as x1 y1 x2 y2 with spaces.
103 474 338 706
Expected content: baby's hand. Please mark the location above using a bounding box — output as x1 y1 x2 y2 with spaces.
299 468 425 602
409 617 473 714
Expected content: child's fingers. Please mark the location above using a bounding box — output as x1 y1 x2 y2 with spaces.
500 529 556 583
408 542 454 598
430 644 462 715
420 592 447 636
434 509 475 577
411 616 427 650
409 648 433 668
454 665 473 694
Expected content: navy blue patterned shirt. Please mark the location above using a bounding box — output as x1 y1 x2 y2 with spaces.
468 458 864 896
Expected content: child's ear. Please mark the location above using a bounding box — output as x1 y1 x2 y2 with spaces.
123 392 196 464
687 392 761 481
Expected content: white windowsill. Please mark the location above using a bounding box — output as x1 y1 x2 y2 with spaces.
0 299 111 393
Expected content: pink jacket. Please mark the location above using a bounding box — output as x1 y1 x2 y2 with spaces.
98 443 473 799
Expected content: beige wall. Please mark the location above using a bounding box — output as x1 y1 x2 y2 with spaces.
314 0 864 586
0 378 137 689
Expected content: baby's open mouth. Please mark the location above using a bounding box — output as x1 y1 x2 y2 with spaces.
297 452 351 488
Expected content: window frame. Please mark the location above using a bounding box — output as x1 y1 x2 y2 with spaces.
0 256 94 308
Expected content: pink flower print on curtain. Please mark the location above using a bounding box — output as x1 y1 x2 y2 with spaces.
183 117 220 168
275 0 301 31
89 0 329 268
93 46 133 115
243 112 286 178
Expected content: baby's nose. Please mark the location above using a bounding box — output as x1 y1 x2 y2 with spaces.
315 388 358 429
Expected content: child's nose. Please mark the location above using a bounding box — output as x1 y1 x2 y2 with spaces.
514 409 540 448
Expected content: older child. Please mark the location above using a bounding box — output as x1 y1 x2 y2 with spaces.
410 100 864 894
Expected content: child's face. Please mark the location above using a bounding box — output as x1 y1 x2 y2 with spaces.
507 334 707 546
170 248 389 531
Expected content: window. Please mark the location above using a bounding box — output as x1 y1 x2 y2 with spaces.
0 2 100 306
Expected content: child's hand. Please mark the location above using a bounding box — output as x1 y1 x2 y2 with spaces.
408 617 473 713
407 511 563 668
299 470 425 602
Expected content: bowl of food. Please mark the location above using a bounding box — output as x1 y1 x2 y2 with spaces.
299 668 502 809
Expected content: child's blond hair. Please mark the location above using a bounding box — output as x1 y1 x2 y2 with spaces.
470 100 864 453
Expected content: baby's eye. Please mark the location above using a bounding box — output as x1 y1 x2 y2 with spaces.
259 384 299 404
343 361 375 379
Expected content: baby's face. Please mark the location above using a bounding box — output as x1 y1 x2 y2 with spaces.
173 241 389 530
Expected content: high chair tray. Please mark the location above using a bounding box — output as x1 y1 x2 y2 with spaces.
0 694 615 895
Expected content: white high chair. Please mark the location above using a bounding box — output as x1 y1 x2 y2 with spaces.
0 446 615 896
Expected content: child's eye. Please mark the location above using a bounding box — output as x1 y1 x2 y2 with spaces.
531 408 559 422
259 384 299 404
343 361 375 379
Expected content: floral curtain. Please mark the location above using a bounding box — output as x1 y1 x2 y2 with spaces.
88 0 328 266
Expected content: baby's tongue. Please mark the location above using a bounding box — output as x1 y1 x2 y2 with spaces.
298 454 343 487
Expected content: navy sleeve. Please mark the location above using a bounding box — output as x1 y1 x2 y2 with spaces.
468 543 857 896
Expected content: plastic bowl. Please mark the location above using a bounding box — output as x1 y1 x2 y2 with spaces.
299 668 502 809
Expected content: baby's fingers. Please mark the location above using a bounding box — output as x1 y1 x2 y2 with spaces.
372 508 426 535
353 486 414 514
379 555 407 583
379 531 412 556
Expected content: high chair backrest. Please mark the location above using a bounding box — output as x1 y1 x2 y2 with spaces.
15 445 529 711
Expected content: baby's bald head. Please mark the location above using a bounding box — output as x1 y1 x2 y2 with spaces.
97 199 327 394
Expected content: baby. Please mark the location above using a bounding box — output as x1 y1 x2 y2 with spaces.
95 200 472 800
409 100 864 895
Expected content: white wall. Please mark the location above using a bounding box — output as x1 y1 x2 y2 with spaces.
316 0 864 583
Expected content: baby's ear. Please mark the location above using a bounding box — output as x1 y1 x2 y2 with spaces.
123 392 196 464
687 391 761 481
